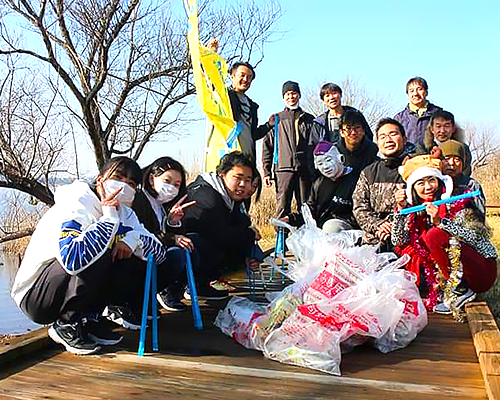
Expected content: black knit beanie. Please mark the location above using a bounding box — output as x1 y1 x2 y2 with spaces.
282 81 301 97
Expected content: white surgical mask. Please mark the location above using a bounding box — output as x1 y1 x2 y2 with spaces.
103 179 136 207
153 177 179 203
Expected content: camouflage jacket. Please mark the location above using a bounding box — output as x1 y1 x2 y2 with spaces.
352 154 405 245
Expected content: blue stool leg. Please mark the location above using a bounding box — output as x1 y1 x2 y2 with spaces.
138 254 153 356
186 250 203 330
151 256 159 352
272 228 285 282
280 230 286 287
247 267 256 301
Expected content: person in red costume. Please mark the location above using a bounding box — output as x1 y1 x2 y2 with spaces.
391 155 497 314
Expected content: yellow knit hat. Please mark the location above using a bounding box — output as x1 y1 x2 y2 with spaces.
398 155 443 182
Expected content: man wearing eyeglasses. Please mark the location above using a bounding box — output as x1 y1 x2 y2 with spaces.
336 110 378 177
353 118 416 249
308 82 373 177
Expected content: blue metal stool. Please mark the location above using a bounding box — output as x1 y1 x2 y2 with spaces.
185 250 203 331
138 254 159 356
272 227 287 285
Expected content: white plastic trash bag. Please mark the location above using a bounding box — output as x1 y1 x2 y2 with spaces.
263 309 346 375
371 269 427 353
302 251 369 304
214 296 266 350
251 290 303 351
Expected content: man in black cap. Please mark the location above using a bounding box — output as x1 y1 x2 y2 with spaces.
262 81 315 218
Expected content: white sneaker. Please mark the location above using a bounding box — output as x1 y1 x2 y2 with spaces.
453 288 476 309
433 301 452 315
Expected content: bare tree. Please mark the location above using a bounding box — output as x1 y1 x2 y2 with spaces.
0 189 47 244
462 121 500 170
0 0 282 169
0 63 68 205
301 76 395 129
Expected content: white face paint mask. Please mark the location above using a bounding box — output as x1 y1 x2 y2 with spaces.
103 179 136 207
153 177 179 203
314 147 351 181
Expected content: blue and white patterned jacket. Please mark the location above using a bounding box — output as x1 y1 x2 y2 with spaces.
12 180 166 306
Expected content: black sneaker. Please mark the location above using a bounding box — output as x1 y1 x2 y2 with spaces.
85 318 123 345
453 280 469 296
48 319 100 355
102 305 141 330
184 284 229 301
157 289 187 312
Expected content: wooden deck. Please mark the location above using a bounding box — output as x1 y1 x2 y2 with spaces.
0 270 493 399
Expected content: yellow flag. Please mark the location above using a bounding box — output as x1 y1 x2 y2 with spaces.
185 0 239 172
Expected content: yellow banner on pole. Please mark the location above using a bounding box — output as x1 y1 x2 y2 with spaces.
185 0 239 172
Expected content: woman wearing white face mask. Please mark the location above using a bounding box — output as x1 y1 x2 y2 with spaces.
133 157 197 312
11 157 174 355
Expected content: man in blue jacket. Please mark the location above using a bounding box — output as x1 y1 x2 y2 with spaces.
394 76 442 148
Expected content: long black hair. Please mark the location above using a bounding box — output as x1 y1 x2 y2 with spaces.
141 156 187 209
411 178 446 205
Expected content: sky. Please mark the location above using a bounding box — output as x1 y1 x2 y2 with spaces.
138 0 499 173
5 0 491 175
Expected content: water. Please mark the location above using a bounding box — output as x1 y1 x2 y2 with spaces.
0 253 42 336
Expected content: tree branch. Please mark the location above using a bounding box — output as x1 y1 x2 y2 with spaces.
0 228 34 244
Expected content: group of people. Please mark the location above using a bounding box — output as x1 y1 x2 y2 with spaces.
11 150 263 355
255 74 496 315
10 56 497 357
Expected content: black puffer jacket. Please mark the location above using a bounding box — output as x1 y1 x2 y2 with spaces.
183 175 256 258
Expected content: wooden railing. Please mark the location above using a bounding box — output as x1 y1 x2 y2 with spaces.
487 201 500 210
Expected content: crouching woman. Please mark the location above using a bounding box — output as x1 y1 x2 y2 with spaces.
392 155 497 313
133 156 196 312
11 157 174 355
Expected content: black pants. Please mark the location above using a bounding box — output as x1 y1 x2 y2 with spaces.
21 251 185 324
275 170 311 218
187 233 250 285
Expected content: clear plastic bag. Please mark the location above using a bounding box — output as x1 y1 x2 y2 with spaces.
263 309 346 375
325 229 364 249
251 291 303 351
284 205 336 281
214 296 266 350
302 251 369 304
263 289 403 375
299 291 404 343
371 269 427 353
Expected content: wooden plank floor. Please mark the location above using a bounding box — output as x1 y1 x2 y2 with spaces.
0 267 488 400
